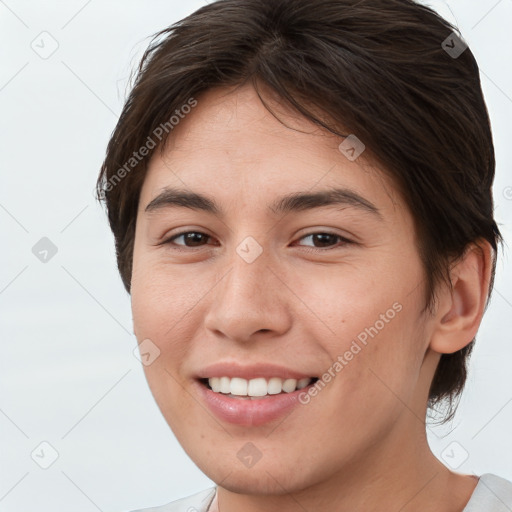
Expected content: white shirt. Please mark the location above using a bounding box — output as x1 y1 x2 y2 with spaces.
127 473 512 512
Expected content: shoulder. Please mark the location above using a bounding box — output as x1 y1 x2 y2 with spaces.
464 474 512 512
125 487 217 512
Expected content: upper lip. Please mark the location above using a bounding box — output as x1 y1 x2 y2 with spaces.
196 362 316 380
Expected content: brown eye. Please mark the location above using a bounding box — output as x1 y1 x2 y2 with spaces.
296 232 352 251
161 230 352 252
164 231 212 248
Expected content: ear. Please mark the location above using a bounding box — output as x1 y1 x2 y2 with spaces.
429 240 494 354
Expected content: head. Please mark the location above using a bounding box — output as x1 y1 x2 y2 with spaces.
97 0 501 493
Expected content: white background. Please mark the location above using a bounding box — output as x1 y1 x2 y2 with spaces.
1 1 511 511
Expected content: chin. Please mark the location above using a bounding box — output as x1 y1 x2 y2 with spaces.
215 471 304 495
195 456 322 496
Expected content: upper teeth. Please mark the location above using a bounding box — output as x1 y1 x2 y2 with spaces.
208 377 312 396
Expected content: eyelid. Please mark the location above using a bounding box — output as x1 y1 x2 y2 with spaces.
160 228 355 252
162 230 217 249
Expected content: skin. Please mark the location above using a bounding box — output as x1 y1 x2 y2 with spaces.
130 83 493 512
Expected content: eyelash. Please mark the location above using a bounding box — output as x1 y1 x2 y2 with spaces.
160 230 353 253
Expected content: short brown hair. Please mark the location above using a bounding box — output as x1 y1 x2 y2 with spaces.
96 0 502 421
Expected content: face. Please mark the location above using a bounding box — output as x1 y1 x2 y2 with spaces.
131 84 436 494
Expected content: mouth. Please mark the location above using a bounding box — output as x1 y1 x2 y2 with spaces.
199 376 319 399
195 375 320 426
193 362 321 425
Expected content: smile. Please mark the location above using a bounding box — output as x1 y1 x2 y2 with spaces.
195 374 320 426
203 376 316 398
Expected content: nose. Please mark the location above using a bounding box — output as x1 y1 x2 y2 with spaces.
203 244 292 343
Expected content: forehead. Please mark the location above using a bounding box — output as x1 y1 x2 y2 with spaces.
139 84 402 217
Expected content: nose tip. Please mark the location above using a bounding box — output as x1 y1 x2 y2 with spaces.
203 258 292 343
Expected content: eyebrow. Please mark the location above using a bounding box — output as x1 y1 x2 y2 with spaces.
144 187 382 219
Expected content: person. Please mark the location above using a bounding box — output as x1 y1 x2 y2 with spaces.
96 0 512 510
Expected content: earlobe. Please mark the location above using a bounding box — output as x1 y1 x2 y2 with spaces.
429 241 493 354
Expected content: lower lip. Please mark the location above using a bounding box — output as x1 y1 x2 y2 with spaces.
194 379 314 426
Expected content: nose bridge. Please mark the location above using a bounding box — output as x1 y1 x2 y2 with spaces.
220 239 276 310
204 238 290 340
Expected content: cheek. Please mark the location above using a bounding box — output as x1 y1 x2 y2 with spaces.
131 275 195 431
315 277 426 412
131 257 191 340
131 266 186 401
334 301 427 420
292 248 415 330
